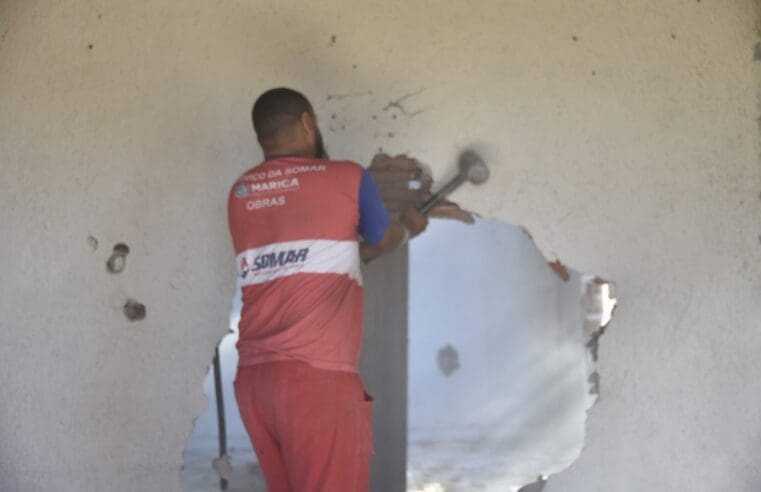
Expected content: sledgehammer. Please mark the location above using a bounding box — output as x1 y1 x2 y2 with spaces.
419 149 489 214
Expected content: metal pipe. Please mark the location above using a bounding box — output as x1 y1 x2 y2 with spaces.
213 346 228 491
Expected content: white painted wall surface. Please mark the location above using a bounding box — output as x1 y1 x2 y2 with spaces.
408 219 589 491
1 1 759 491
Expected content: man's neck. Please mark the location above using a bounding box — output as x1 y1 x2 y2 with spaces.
264 153 309 161
262 145 314 161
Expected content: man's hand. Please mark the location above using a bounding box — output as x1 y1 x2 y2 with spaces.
360 208 429 263
369 153 476 224
400 206 428 238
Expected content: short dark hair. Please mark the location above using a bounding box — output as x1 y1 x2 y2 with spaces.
252 88 313 142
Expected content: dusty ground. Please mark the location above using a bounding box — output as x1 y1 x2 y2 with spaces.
183 439 552 492
181 442 265 492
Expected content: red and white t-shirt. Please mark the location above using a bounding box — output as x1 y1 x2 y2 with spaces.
227 155 390 373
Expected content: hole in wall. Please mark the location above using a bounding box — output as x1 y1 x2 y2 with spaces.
179 218 616 491
123 298 145 321
106 243 129 273
407 218 616 492
179 145 615 491
180 287 266 492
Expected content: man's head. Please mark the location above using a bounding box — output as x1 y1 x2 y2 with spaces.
252 88 327 159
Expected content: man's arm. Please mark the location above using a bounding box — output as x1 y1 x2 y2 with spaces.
357 169 428 262
360 207 428 262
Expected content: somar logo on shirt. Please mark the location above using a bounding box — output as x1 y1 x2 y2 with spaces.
240 248 310 279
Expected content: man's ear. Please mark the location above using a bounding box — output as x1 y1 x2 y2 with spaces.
300 111 316 136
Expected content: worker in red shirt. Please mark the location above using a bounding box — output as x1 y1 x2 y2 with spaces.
228 88 428 492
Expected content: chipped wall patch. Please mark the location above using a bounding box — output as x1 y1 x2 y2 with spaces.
106 243 130 273
548 259 570 282
436 345 460 377
123 299 146 321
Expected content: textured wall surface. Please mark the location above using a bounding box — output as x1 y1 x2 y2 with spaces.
1 1 759 491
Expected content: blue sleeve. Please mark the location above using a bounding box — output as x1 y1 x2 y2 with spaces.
358 169 391 245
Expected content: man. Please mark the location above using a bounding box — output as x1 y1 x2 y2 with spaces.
227 87 428 492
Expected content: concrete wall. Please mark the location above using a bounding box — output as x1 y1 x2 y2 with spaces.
1 1 759 491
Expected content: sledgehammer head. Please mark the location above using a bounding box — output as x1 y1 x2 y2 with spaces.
418 148 490 215
458 149 489 185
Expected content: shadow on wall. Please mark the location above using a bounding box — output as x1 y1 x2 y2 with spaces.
407 218 616 492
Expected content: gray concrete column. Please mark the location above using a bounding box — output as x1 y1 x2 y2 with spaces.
360 245 409 492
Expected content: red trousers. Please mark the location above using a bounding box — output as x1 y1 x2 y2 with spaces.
234 361 374 492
